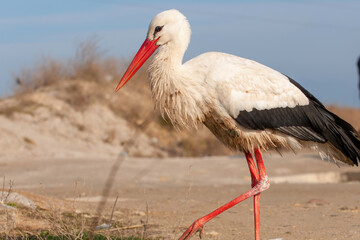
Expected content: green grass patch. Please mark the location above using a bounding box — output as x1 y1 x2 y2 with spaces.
5 202 19 208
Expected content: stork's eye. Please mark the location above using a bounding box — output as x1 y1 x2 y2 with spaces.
154 25 164 34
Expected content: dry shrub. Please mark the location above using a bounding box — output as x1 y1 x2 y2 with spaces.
1 204 146 239
70 36 126 84
13 36 122 95
13 57 66 95
108 61 153 124
72 36 106 82
12 37 127 111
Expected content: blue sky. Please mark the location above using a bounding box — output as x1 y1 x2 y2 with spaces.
1 0 360 107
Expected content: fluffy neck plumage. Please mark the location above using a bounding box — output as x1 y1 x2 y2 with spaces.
148 44 207 129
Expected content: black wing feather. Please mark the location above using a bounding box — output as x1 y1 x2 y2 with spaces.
236 105 326 143
234 76 360 166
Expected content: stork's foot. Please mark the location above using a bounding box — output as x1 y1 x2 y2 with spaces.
178 218 205 240
178 149 269 240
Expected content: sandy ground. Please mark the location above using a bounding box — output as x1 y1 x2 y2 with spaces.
1 151 360 240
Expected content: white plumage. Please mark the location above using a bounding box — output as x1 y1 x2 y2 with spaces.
185 52 310 113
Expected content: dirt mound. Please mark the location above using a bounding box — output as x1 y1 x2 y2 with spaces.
0 76 231 159
0 80 166 159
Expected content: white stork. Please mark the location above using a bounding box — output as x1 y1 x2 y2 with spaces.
116 9 360 240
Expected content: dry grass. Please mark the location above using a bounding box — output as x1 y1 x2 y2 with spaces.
13 57 66 95
8 37 230 157
0 179 153 239
1 204 152 239
13 36 123 95
0 164 154 240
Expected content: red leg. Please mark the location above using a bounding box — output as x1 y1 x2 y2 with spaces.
253 194 261 240
178 150 269 240
245 152 260 186
254 148 267 180
245 152 261 240
253 148 269 240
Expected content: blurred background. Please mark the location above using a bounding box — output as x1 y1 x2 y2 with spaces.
1 0 360 159
1 1 360 238
2 0 360 105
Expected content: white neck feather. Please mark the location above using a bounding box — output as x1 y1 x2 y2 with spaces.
148 44 207 129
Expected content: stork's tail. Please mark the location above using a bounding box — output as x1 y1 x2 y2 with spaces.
287 76 360 166
320 109 360 166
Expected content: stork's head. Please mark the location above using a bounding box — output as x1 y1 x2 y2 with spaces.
116 9 191 91
147 9 191 48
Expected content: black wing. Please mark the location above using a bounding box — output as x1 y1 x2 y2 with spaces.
236 104 327 143
235 76 360 165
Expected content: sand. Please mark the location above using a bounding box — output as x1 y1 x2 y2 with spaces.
1 152 359 239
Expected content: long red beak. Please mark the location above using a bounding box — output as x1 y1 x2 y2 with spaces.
115 38 159 91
